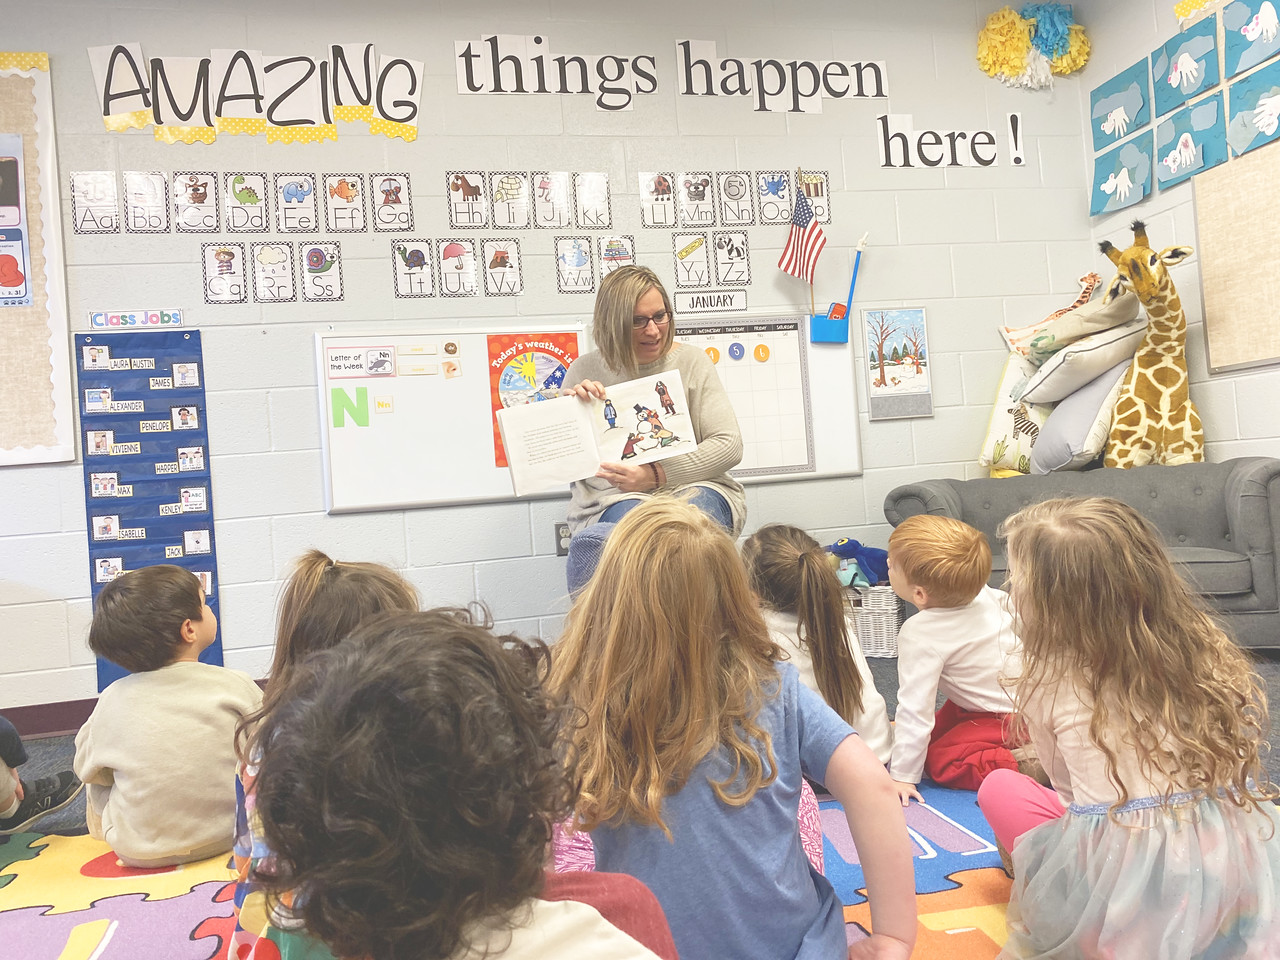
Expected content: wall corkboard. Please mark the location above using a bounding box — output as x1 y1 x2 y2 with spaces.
0 53 73 465
1193 142 1280 372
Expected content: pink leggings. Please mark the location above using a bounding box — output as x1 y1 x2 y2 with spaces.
976 767 1066 852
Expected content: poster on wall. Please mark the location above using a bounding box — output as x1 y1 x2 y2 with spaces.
1091 131 1153 215
862 307 933 420
75 329 223 691
1089 60 1151 153
485 332 580 468
1227 56 1280 154
1224 0 1280 78
0 52 74 466
1151 16 1220 117
1155 92 1228 189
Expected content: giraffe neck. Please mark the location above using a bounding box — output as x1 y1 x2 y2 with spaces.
1139 282 1186 350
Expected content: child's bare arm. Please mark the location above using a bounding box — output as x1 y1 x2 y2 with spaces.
825 734 917 959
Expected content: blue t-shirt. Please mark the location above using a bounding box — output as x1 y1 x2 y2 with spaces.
590 662 856 960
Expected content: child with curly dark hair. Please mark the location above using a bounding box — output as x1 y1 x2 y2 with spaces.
251 609 678 960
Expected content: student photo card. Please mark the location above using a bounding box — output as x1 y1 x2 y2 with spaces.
370 173 414 232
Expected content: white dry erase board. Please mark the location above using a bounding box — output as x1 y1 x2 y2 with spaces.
317 327 582 512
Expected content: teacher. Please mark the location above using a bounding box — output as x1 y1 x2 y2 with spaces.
564 265 745 536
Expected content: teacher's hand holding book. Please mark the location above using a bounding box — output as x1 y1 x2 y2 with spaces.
597 459 664 493
563 380 606 401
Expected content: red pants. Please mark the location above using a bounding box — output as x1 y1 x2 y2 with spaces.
923 700 1019 791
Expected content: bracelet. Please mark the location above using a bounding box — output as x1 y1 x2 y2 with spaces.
648 462 661 489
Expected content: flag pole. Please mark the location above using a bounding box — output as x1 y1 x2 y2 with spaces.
844 231 869 320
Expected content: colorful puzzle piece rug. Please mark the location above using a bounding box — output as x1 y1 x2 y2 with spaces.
0 832 235 960
823 781 1012 959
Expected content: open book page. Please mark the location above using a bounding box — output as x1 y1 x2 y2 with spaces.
496 370 699 496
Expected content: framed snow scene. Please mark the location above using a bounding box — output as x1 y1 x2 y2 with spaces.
862 307 933 420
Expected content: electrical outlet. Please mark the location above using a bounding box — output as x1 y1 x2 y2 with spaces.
555 522 572 556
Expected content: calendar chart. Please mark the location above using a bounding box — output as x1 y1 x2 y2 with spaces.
676 317 814 478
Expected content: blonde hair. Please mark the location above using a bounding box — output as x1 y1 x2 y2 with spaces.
549 497 781 836
742 524 865 724
1001 497 1275 815
592 265 674 377
888 515 990 607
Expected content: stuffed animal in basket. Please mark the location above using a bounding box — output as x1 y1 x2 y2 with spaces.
826 537 889 585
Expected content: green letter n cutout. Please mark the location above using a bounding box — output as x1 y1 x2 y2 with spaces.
331 387 369 427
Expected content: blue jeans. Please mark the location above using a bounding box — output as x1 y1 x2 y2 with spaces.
0 716 24 769
599 485 734 530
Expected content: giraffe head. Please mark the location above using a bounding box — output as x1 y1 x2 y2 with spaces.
1098 220 1193 305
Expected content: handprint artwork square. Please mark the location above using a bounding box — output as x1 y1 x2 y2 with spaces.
1225 0 1280 78
1155 93 1228 190
1090 61 1152 153
1227 57 1280 155
1091 132 1153 216
1151 16 1220 117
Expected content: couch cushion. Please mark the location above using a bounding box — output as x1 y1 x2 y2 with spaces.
990 547 1252 597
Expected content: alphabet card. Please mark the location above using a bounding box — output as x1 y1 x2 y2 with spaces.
574 172 612 228
438 239 478 297
1090 61 1151 154
1225 0 1280 78
300 242 344 302
202 243 248 304
795 170 831 223
599 235 636 275
1091 132 1152 216
483 239 524 296
392 240 436 298
677 172 716 227
638 171 676 228
1155 92 1227 190
532 171 571 228
123 171 169 233
755 170 792 225
70 171 119 234
172 172 218 232
555 236 594 293
274 173 318 232
713 231 751 285
490 171 531 229
447 170 489 228
717 171 755 226
224 173 269 232
324 173 366 232
251 242 297 303
673 234 711 288
1151 15 1220 118
370 173 413 232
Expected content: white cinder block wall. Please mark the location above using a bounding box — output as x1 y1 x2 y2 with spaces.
6 0 1270 710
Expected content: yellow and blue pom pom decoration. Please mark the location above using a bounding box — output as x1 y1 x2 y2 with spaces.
977 3 1089 89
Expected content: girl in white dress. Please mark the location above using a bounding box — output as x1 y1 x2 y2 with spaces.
743 524 893 766
979 496 1280 959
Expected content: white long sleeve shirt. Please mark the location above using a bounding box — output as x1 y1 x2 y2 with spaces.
762 607 894 765
889 585 1019 784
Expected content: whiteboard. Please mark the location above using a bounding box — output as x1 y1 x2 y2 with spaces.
317 326 582 513
316 317 861 514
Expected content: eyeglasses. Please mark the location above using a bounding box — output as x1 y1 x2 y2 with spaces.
631 309 670 329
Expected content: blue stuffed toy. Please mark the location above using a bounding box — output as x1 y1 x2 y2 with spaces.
826 537 889 585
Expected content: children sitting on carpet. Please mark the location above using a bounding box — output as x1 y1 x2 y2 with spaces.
549 498 917 960
742 523 893 765
230 549 419 960
250 609 678 960
886 514 1022 804
978 497 1280 957
73 565 262 867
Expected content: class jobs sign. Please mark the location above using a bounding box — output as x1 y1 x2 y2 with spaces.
75 330 221 691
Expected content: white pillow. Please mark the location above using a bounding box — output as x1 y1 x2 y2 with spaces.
1019 315 1145 404
1030 359 1130 473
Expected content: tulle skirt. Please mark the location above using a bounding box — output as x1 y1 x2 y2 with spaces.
1004 793 1280 959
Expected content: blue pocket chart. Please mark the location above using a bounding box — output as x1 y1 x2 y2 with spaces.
1091 132 1153 216
1224 0 1280 78
76 329 223 691
1090 60 1151 153
1227 56 1280 154
1155 92 1228 190
1151 15 1220 117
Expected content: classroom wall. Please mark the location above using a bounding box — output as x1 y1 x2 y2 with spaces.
1078 0 1280 463
1 0 1106 709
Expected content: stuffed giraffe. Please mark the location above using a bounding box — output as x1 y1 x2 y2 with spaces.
1099 220 1204 468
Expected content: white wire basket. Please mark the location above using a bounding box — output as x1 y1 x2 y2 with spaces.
851 585 904 658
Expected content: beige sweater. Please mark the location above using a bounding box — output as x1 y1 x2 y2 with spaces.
74 660 262 866
564 342 746 535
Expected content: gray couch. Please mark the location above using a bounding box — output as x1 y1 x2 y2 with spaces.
883 458 1280 649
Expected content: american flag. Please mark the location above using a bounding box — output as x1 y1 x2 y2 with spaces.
777 189 826 284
